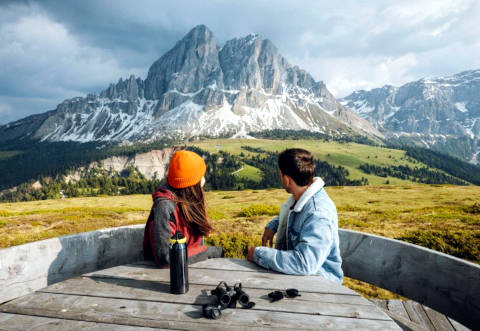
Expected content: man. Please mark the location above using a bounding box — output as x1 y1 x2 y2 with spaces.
247 148 343 283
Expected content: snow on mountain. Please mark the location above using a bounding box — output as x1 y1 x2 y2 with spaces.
342 70 480 164
0 25 381 143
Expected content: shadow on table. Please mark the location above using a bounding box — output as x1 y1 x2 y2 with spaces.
90 276 216 306
91 276 171 293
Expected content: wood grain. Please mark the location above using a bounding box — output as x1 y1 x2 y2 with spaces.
0 292 399 331
0 312 165 331
85 263 356 295
38 276 386 320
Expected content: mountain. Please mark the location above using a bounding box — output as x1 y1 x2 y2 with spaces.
341 70 480 164
0 25 381 143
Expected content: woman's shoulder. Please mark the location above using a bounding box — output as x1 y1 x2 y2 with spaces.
152 186 176 210
152 186 175 201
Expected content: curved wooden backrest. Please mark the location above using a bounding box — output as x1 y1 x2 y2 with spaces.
0 225 144 304
1 226 478 329
339 229 480 330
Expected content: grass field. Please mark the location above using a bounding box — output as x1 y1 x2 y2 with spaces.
233 163 263 183
1 184 478 299
187 138 456 185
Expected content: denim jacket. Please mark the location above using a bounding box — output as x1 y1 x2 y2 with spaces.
253 177 343 283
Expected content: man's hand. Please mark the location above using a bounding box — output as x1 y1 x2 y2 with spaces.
262 227 275 247
247 246 256 262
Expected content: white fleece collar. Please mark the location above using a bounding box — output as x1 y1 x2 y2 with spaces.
291 177 325 212
274 177 325 250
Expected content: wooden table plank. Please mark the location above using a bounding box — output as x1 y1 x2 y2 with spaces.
37 276 387 320
0 292 400 330
189 258 272 272
0 312 165 331
136 258 268 273
423 305 455 331
402 300 425 327
387 300 410 321
411 302 436 331
85 263 357 295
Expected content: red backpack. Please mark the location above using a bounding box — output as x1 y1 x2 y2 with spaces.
143 187 206 267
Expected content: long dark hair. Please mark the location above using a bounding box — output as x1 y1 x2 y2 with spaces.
171 181 212 236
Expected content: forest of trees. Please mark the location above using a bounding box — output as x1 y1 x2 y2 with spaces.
0 138 175 190
248 129 377 145
403 146 480 185
358 163 467 185
0 146 369 202
0 166 165 202
240 146 368 187
1 130 479 202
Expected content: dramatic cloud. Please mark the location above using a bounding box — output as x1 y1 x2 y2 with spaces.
1 0 479 124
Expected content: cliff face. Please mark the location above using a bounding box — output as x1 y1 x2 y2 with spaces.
63 148 175 182
342 69 480 163
100 148 174 180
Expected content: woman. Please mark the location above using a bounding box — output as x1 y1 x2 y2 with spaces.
143 150 224 267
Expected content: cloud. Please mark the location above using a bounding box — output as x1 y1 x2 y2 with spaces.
0 2 146 123
293 53 419 97
1 0 480 123
0 102 12 116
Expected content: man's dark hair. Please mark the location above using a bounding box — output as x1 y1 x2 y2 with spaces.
278 148 316 186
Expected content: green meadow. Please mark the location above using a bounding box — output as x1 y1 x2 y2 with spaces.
1 185 478 299
187 138 460 185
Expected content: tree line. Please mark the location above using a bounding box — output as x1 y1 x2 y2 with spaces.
358 163 468 185
0 166 164 202
1 146 369 202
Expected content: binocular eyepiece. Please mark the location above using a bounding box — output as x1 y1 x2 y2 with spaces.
203 281 255 319
234 283 252 308
211 281 236 309
202 304 222 320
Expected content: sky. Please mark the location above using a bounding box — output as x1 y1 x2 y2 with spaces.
1 0 479 124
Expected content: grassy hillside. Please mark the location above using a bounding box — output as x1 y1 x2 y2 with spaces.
234 163 263 183
1 185 478 298
188 138 462 185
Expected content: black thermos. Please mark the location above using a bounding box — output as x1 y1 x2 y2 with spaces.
169 231 188 294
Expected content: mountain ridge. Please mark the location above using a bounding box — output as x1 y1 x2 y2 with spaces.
0 25 381 143
341 69 480 164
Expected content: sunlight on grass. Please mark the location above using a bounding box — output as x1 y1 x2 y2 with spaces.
1 184 478 299
234 163 263 182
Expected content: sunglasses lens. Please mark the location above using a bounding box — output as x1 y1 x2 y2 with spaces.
268 290 284 302
286 288 300 297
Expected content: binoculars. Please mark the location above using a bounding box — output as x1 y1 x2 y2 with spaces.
211 281 253 309
203 281 255 319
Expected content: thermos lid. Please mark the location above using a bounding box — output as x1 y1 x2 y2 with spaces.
169 231 187 244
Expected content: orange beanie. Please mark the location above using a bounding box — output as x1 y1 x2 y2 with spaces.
167 150 206 189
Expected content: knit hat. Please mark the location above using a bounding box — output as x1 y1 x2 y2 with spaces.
167 150 206 188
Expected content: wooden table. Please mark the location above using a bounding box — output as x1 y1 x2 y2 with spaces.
0 258 400 330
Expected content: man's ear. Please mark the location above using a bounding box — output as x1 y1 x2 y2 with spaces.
283 174 293 187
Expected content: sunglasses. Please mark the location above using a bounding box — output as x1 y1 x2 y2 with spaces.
267 288 301 302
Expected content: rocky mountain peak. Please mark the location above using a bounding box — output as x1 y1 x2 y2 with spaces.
101 75 144 101
145 25 222 99
342 69 480 164
0 24 382 144
219 33 288 93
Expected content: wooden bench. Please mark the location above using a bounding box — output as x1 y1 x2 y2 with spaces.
0 226 478 329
